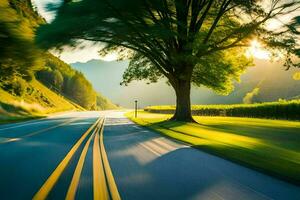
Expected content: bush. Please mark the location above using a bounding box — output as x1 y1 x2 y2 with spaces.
64 72 96 109
36 69 64 91
11 77 27 96
1 77 28 97
145 100 300 120
52 70 64 90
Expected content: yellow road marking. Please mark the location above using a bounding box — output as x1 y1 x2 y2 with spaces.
65 127 97 200
99 119 121 200
33 118 101 200
93 119 109 200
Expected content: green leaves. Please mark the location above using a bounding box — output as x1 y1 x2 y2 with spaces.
192 48 253 95
0 0 43 80
66 72 97 109
36 54 98 110
36 0 300 96
121 53 163 85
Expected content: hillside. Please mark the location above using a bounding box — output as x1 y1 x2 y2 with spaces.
71 59 300 108
0 79 79 123
36 54 118 110
0 0 117 122
71 59 129 105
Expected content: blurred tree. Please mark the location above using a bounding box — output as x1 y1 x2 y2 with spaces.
52 69 64 91
288 15 300 65
35 69 53 85
0 0 43 81
35 69 63 90
37 0 300 121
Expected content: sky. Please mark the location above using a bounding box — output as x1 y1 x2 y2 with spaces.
32 0 57 22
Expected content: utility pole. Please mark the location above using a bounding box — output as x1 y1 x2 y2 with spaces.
135 100 138 118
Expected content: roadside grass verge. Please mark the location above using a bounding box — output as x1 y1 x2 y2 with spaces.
0 115 44 125
0 101 45 124
126 111 300 185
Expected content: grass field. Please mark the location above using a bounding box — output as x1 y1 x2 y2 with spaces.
0 79 81 124
126 111 300 185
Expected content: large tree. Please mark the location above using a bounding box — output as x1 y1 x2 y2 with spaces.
37 0 300 121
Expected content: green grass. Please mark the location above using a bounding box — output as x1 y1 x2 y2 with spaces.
0 115 43 125
0 79 81 124
29 80 79 113
126 111 300 185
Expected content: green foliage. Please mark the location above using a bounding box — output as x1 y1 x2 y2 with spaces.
11 77 28 96
0 0 115 113
1 76 28 97
145 100 300 120
43 53 75 77
36 0 299 87
0 0 43 80
96 94 118 110
0 78 78 119
51 70 64 90
36 68 64 91
192 48 253 94
36 54 105 110
121 53 163 85
35 69 53 85
65 72 97 110
53 70 64 90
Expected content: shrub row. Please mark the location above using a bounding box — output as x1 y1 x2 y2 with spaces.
144 100 300 120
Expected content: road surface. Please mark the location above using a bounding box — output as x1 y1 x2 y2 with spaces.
0 111 102 199
0 110 299 200
103 111 300 200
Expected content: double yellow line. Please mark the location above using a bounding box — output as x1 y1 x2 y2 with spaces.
33 117 121 200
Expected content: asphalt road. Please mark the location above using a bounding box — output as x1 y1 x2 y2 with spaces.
0 110 300 200
0 111 101 200
103 111 300 200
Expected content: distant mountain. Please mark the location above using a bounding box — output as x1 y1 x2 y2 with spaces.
71 59 300 108
71 59 129 104
71 59 177 108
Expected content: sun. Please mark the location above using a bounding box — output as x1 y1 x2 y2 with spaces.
246 39 271 60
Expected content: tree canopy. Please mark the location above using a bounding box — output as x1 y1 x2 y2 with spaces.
37 0 300 121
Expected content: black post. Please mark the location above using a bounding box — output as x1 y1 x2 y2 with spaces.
135 100 138 118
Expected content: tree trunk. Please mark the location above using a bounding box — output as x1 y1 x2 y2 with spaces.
170 78 194 122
